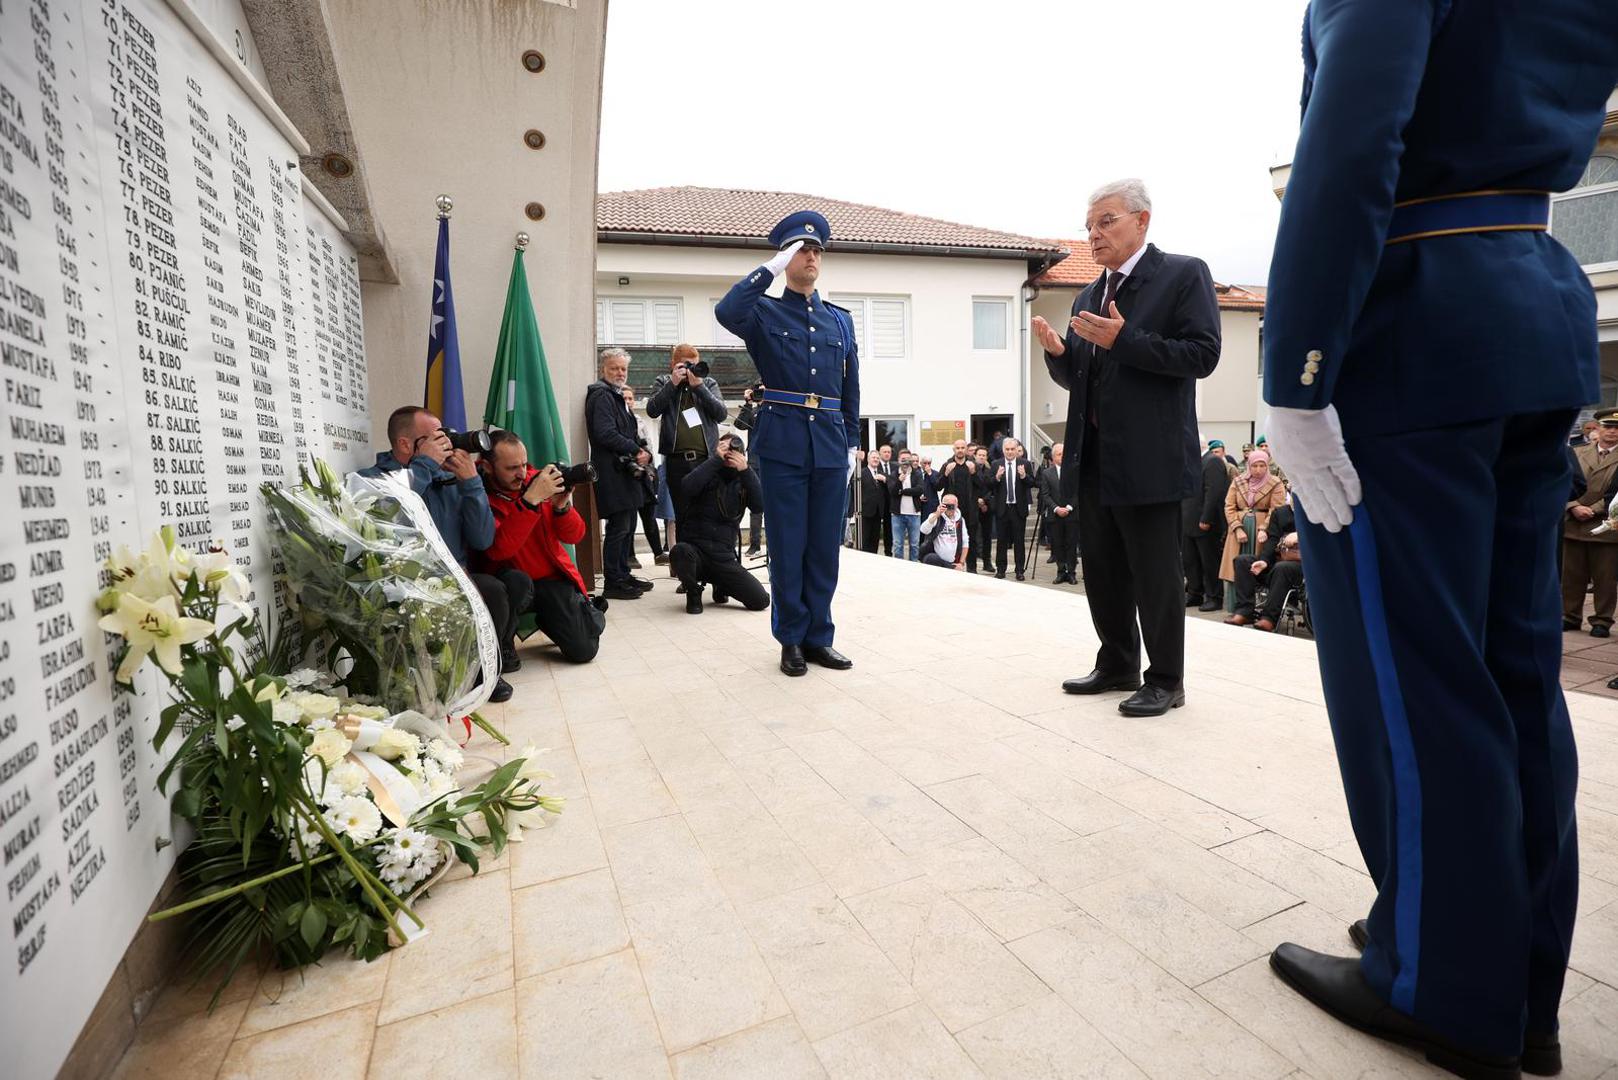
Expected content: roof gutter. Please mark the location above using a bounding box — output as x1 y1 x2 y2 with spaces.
597 230 1064 262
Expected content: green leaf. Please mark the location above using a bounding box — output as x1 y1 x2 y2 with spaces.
299 902 328 953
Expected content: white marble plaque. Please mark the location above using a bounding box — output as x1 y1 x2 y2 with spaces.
0 1 370 1075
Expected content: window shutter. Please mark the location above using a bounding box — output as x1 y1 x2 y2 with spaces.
871 299 906 359
652 301 682 345
972 300 1007 350
609 300 646 342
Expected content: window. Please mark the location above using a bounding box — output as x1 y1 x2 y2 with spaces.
828 294 909 360
594 297 682 344
1551 154 1618 269
709 300 744 347
973 298 1010 350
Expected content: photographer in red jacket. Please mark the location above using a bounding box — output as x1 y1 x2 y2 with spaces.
476 429 606 665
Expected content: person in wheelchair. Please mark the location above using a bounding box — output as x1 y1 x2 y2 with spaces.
668 432 771 616
1225 499 1301 631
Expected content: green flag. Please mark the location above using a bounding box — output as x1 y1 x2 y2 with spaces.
484 247 569 466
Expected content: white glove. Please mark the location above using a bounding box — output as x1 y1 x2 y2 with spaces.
1264 404 1362 533
764 240 805 277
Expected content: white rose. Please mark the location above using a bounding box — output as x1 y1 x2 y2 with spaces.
325 795 382 844
290 692 341 724
342 703 388 721
371 728 421 762
308 729 353 767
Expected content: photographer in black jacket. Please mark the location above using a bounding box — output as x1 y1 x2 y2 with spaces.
669 433 770 615
1183 440 1232 610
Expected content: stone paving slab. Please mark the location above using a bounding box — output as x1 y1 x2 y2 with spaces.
113 550 1618 1079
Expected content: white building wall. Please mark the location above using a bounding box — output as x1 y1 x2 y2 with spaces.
595 245 1033 452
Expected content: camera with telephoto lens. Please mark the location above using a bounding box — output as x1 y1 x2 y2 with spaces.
679 359 711 379
528 462 596 494
443 428 492 454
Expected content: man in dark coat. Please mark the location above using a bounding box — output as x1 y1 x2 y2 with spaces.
1032 178 1220 717
857 452 890 553
584 348 654 600
990 437 1033 580
1182 440 1232 611
936 439 980 573
1038 442 1078 584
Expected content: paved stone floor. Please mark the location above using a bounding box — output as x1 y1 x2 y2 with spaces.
113 551 1618 1079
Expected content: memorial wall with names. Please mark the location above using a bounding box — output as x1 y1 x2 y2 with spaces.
0 0 371 1074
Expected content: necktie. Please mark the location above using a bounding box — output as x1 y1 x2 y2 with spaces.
1007 465 1015 506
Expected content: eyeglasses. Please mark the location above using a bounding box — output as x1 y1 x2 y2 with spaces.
1083 210 1142 236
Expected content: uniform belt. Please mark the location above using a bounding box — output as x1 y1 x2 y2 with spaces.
762 388 841 410
1385 190 1550 245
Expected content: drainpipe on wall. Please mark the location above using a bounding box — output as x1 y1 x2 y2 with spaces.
1020 252 1062 447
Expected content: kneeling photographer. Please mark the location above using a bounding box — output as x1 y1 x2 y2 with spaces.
363 406 517 701
476 430 606 664
669 433 770 615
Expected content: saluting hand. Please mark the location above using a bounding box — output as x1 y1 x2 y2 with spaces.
1070 303 1125 351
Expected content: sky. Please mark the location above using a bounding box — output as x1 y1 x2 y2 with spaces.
597 0 1312 287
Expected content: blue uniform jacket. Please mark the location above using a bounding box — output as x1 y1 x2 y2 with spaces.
1263 0 1618 436
359 452 496 566
715 269 861 468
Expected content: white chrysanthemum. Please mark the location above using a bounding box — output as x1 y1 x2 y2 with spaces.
330 761 368 796
426 772 456 800
308 728 353 767
426 739 463 771
284 667 322 690
371 728 421 762
288 818 325 859
290 691 341 723
272 699 301 726
325 795 382 844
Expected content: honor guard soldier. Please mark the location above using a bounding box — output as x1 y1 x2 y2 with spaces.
1261 1 1618 1076
716 211 861 676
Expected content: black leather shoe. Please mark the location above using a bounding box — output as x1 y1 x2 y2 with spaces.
1119 684 1186 717
1015 572 1025 581
1592 624 1610 638
780 645 807 677
1185 595 1204 608
501 646 521 674
601 584 642 600
1270 944 1521 1080
685 592 703 615
488 678 514 704
995 570 1006 579
1345 921 1559 1075
803 645 853 670
1198 599 1222 612
1062 669 1142 695
1562 619 1581 632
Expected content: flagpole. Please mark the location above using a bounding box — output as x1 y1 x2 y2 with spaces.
515 230 529 250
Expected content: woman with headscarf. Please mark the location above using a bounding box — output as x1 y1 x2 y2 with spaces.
1219 449 1287 587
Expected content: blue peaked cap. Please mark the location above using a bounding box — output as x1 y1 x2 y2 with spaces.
768 210 830 250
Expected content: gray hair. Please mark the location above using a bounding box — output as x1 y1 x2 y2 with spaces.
1088 178 1152 213
599 347 630 370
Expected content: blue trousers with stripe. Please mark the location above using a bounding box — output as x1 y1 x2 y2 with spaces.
1297 409 1580 1057
759 458 847 648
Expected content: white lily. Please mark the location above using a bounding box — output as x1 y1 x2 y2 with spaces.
97 593 215 683
187 548 254 624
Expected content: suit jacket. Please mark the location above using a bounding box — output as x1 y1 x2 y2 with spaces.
1037 463 1066 511
1182 452 1233 537
1566 443 1618 543
1263 0 1618 436
990 459 1033 517
584 381 650 517
1046 244 1221 508
858 465 891 519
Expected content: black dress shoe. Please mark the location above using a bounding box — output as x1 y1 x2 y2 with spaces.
1198 599 1222 612
995 570 1006 579
1186 595 1204 608
1061 669 1142 695
780 644 807 677
685 592 703 615
1015 572 1025 581
1562 619 1581 632
1345 921 1560 1076
488 678 514 704
501 646 521 674
1119 684 1186 717
803 645 853 670
1270 944 1521 1080
1592 624 1611 638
